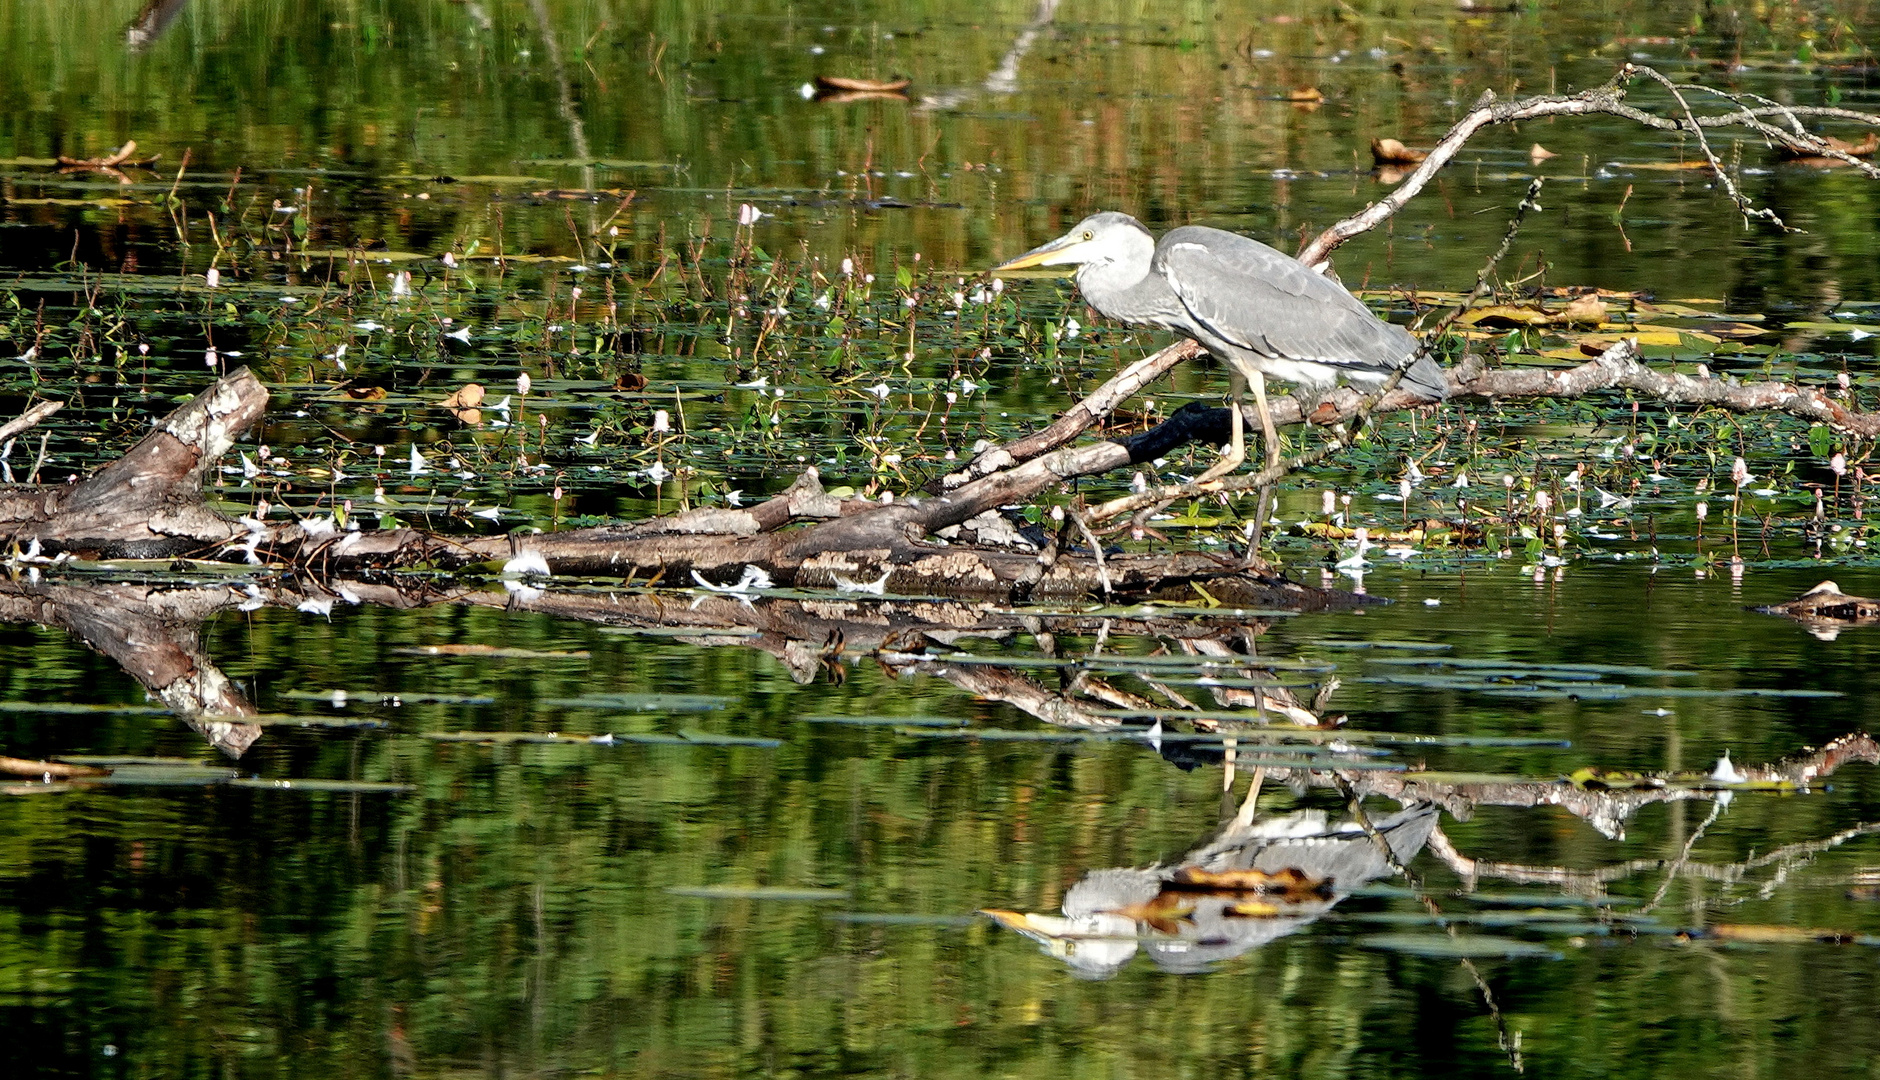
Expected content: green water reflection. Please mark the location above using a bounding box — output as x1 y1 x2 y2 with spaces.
1 565 1879 1078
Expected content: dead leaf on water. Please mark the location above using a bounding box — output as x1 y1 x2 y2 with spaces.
1167 866 1333 897
1777 132 1878 160
1614 160 1718 172
1560 295 1607 326
1287 86 1324 105
1370 137 1427 166
1704 923 1864 944
0 756 110 779
1460 304 1561 327
815 74 911 93
439 383 485 409
1530 142 1557 163
394 644 591 659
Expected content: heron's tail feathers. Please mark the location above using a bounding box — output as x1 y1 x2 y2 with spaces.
1398 353 1451 401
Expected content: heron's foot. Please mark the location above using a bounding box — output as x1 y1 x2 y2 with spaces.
1194 441 1245 485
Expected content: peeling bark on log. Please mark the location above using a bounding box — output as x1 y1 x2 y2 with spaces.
0 372 264 558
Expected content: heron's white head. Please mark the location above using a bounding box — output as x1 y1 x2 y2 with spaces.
993 211 1154 275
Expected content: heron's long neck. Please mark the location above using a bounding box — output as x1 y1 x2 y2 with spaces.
1075 248 1171 325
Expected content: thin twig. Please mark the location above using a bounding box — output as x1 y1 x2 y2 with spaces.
1631 65 1795 232
1069 507 1113 596
0 400 62 444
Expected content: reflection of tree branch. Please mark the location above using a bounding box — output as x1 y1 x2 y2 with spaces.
1302 733 1880 840
0 581 260 757
124 0 189 52
917 0 1058 110
1334 778 1525 1074
1428 818 1880 896
528 0 594 196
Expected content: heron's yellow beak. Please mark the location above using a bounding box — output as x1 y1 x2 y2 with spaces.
992 235 1084 273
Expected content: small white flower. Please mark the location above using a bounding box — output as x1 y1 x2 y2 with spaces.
867 383 891 400
409 446 429 476
472 506 502 521
833 569 892 595
645 460 671 483
446 326 471 343
517 372 532 396
652 410 671 433
692 565 773 593
205 268 220 289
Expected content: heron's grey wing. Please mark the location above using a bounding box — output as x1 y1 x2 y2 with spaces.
1157 227 1416 369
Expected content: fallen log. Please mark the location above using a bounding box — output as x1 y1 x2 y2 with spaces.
9 339 1880 601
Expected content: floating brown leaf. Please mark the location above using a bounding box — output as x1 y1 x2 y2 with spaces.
615 372 649 392
0 756 110 779
1165 865 1333 897
1705 923 1861 944
439 383 485 409
1530 142 1557 163
1459 304 1560 328
56 140 161 169
345 385 388 401
1370 137 1427 166
1559 295 1608 326
815 74 912 93
1777 132 1879 160
1286 86 1324 104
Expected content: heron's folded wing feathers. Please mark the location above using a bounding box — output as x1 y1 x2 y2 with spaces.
1158 229 1415 369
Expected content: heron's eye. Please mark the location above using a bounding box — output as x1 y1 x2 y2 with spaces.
1081 231 1093 241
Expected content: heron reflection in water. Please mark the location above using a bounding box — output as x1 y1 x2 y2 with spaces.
994 212 1449 479
983 803 1438 978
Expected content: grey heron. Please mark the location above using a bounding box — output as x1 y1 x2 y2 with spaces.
994 211 1449 480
